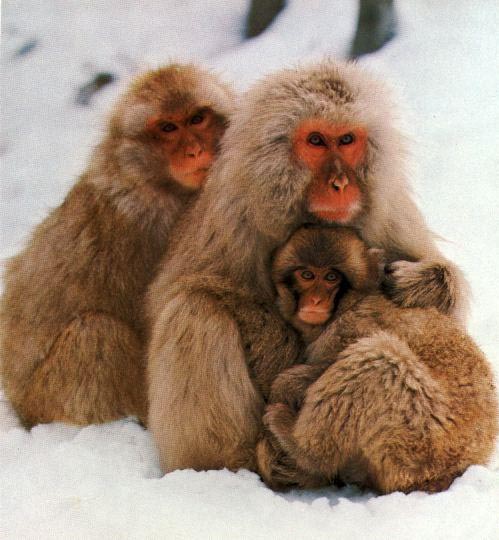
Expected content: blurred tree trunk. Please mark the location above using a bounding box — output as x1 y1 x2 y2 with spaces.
350 0 397 58
245 0 286 39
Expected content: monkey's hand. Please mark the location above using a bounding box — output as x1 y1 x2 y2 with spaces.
269 363 330 411
256 435 302 490
382 259 460 316
257 403 327 490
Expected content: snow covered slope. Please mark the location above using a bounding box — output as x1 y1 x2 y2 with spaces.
1 1 498 538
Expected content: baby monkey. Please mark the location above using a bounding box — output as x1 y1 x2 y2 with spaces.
257 226 498 494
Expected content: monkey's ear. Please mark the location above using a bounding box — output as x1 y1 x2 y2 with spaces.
365 248 386 288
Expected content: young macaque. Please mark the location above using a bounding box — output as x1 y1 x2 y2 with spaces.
0 64 235 427
257 226 498 494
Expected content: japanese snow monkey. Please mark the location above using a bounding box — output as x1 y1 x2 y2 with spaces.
147 59 470 474
256 226 497 494
0 64 235 427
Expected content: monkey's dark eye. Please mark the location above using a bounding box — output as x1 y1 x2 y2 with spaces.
300 270 315 280
307 133 326 147
159 122 178 133
190 114 204 125
338 133 355 145
325 272 339 282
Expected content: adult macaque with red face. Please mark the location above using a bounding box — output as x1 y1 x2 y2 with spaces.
147 59 469 474
294 120 367 224
1 64 234 427
144 105 224 191
288 86 468 321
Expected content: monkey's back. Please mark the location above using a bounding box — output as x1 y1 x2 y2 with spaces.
332 294 498 464
0 176 172 401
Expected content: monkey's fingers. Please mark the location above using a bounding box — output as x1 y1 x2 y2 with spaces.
256 436 309 490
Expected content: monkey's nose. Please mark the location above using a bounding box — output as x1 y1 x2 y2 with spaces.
185 144 203 158
331 175 349 192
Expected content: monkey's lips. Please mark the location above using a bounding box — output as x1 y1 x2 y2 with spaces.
307 178 363 224
309 200 362 224
175 167 210 189
182 166 209 177
298 308 330 325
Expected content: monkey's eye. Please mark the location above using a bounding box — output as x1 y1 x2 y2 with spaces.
159 122 178 133
190 114 204 125
325 272 339 282
338 133 355 145
307 133 326 147
300 270 315 280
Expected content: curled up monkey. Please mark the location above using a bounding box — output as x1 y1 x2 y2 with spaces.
257 226 498 494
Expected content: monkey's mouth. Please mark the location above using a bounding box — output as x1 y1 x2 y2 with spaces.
298 308 330 325
183 167 209 176
310 202 362 225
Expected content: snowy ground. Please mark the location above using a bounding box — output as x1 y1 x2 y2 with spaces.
1 1 499 538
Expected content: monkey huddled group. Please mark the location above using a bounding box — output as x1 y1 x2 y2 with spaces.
1 60 497 495
258 226 497 493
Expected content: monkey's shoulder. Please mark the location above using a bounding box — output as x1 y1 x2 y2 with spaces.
336 294 490 375
329 293 389 334
338 293 446 330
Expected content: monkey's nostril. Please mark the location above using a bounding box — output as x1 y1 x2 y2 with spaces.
186 145 203 158
331 175 349 192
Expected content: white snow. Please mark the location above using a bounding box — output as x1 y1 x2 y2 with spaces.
1 1 499 538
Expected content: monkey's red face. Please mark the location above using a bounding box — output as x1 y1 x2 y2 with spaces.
292 266 343 325
147 108 225 190
293 119 367 224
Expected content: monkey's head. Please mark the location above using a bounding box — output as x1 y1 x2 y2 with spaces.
109 64 235 193
272 226 383 338
214 59 406 241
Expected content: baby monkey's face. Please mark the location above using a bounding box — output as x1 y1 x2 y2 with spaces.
292 265 343 326
272 226 379 339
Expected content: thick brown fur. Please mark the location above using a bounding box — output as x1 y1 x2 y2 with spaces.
0 64 235 427
147 59 470 474
257 227 498 494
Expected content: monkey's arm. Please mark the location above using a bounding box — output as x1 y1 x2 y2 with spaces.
382 258 469 324
257 402 330 490
147 290 264 472
268 362 331 411
366 194 469 323
304 317 363 365
159 279 303 401
232 300 303 400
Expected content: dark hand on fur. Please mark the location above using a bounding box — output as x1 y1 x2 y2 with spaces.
257 403 327 490
382 260 457 315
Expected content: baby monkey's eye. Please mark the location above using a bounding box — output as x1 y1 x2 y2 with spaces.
300 270 315 280
190 114 204 125
325 272 339 282
159 122 178 133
